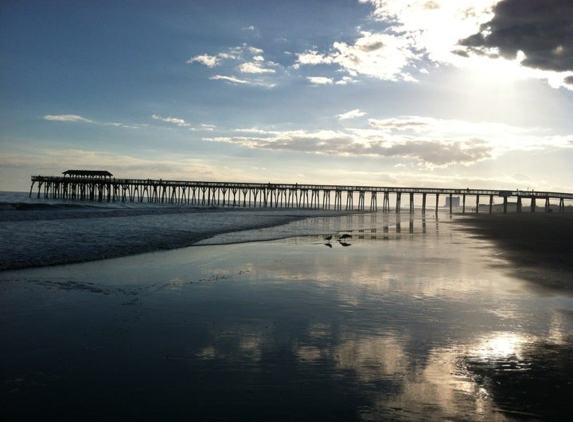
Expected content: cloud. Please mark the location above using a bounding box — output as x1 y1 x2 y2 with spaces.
210 75 252 85
307 76 334 85
210 74 276 88
327 0 572 88
103 122 143 129
338 109 366 120
193 44 265 66
297 31 418 81
43 114 142 129
190 44 278 87
44 114 93 123
187 54 220 67
203 127 494 167
360 0 499 62
296 51 335 66
203 115 572 167
151 114 192 127
235 127 277 134
379 139 492 166
460 0 573 73
239 62 276 74
368 117 432 131
186 1 572 89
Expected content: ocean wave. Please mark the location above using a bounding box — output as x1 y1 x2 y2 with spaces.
0 193 360 271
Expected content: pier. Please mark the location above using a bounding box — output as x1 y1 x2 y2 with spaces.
30 171 573 214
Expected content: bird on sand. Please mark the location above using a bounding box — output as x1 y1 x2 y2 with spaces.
324 235 333 241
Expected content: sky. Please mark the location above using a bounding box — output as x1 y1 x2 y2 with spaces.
1 0 572 193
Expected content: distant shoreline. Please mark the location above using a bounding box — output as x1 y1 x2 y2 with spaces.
451 212 573 295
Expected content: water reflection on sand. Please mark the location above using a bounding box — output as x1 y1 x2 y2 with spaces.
2 214 572 421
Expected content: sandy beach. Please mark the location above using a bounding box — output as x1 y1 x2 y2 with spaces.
451 212 573 295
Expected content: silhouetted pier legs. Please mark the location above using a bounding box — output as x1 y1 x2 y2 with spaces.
28 176 572 213
531 197 536 213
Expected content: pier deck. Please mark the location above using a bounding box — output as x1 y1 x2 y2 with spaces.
30 175 573 214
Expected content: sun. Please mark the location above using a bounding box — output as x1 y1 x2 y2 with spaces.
465 51 528 88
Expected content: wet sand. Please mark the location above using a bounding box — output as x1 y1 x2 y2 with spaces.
451 212 573 295
2 213 573 420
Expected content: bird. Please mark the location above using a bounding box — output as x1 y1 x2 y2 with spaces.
338 234 352 240
324 235 332 241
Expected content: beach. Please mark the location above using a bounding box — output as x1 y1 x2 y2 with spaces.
452 212 573 295
2 211 573 421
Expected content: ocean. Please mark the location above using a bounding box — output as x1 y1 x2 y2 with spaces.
0 191 382 271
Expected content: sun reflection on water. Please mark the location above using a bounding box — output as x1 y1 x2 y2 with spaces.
471 332 531 362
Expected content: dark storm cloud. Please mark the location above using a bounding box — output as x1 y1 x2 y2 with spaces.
460 0 573 72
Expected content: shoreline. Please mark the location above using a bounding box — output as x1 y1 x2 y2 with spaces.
450 212 573 294
0 207 360 272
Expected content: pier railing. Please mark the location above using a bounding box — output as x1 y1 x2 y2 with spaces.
29 175 573 214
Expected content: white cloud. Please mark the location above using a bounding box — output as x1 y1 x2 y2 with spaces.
103 122 143 129
210 75 252 85
210 74 276 88
151 114 192 127
296 51 334 66
44 114 142 129
235 127 278 134
338 109 366 120
187 54 220 67
296 31 420 82
291 0 572 88
239 62 276 74
355 0 573 89
333 32 419 81
190 44 279 87
204 130 492 167
361 0 499 63
44 114 93 123
335 76 357 85
203 115 572 167
307 76 334 85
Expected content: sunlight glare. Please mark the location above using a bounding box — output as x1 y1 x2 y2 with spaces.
472 332 528 361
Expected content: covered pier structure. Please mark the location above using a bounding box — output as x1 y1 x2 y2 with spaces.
30 171 573 214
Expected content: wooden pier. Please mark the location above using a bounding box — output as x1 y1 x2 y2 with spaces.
30 171 573 214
